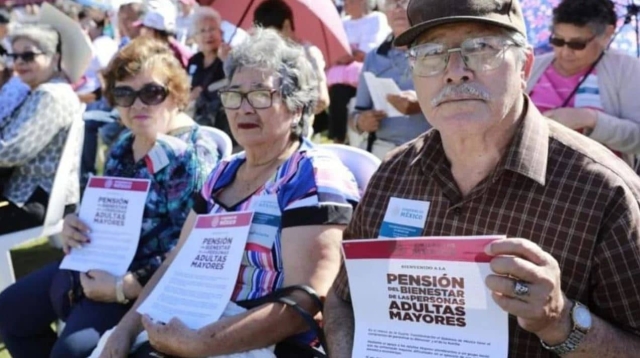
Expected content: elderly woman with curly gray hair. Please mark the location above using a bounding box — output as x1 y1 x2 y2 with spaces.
96 28 361 358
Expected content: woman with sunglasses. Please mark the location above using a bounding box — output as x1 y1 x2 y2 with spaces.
0 37 219 358
0 23 84 235
527 0 640 167
97 28 360 358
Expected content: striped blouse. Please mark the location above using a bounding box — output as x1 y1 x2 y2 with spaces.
193 139 360 301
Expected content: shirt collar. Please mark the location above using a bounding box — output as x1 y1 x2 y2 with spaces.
411 95 549 186
499 97 549 186
376 33 395 56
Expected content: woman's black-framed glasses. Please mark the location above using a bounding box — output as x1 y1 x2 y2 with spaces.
111 83 169 108
548 35 597 50
219 89 277 110
7 51 45 63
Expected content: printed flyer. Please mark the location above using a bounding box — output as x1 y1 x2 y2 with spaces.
343 236 508 358
137 212 253 329
60 176 150 276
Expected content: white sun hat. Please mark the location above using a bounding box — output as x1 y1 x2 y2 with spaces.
39 2 93 83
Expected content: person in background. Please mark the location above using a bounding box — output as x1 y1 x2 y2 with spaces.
137 0 192 68
186 6 239 150
527 0 640 167
253 0 331 137
77 7 119 103
0 37 218 358
77 6 121 187
348 0 430 159
117 0 143 48
0 23 83 235
326 0 390 143
175 0 197 47
0 9 10 56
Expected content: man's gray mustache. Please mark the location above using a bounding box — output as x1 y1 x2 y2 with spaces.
431 84 491 107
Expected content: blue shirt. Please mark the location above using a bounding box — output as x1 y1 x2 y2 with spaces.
355 34 431 145
104 125 219 285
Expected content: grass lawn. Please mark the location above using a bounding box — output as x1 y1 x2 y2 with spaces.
0 238 64 358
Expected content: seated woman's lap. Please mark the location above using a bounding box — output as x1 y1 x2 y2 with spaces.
0 261 131 358
52 296 131 358
0 187 48 235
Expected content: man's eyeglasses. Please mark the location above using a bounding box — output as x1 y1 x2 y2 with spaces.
383 0 409 11
408 36 517 77
548 35 596 51
111 83 169 108
7 51 45 63
219 89 277 110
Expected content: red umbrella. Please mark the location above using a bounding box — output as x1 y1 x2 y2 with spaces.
209 0 351 67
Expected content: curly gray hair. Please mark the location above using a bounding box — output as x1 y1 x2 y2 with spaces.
10 24 60 55
224 27 319 139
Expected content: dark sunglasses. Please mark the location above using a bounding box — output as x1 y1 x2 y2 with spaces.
111 83 169 108
7 51 44 63
549 35 596 50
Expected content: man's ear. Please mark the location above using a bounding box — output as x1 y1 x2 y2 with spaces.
521 47 534 90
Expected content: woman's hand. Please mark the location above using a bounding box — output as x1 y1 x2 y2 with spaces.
218 43 232 62
142 315 204 357
189 86 203 102
61 213 91 254
98 326 135 358
544 108 598 131
80 270 117 303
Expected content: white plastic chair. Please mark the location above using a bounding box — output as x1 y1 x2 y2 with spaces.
320 144 381 191
200 126 233 159
0 117 85 292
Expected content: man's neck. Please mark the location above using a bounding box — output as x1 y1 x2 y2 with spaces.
441 100 524 197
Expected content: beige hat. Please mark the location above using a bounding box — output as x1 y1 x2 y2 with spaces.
395 0 527 47
39 3 92 83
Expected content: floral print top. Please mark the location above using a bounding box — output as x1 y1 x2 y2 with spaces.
104 125 219 285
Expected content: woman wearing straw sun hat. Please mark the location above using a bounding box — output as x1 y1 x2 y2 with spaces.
0 3 91 236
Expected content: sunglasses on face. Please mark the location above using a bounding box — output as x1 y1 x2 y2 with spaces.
549 35 596 50
111 83 169 108
8 51 45 63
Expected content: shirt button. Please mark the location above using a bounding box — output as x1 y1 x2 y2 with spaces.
453 208 462 216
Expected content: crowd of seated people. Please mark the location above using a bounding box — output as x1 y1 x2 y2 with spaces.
0 0 639 357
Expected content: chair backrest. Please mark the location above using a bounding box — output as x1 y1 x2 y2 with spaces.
320 144 381 191
42 117 85 228
200 126 233 159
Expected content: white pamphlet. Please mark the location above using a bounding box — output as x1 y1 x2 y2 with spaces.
60 176 150 276
343 236 509 358
137 212 254 329
363 71 404 117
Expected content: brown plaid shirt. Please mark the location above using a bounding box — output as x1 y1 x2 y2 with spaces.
332 98 640 357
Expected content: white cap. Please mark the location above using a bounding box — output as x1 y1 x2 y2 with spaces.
139 0 176 33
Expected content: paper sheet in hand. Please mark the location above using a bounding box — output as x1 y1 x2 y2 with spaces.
363 72 404 117
60 177 150 276
137 212 254 329
343 236 509 358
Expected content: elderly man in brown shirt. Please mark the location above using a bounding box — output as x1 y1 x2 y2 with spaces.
324 0 640 357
